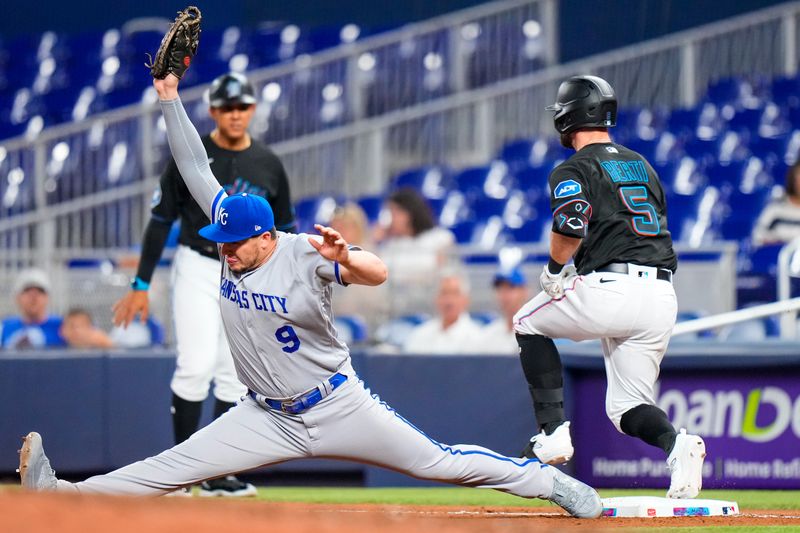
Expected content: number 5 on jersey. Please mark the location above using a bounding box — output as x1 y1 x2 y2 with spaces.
275 325 301 353
619 186 660 236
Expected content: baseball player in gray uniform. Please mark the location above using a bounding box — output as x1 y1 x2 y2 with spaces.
17 67 602 519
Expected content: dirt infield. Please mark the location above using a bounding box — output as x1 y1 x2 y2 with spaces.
1 490 799 532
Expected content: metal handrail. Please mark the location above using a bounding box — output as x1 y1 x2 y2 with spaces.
777 236 800 338
0 0 552 151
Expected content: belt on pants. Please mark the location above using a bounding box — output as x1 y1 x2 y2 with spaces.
248 373 348 415
595 262 673 283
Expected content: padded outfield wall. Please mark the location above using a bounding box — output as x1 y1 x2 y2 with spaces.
2 343 799 489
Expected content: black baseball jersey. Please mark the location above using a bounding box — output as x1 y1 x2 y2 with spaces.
151 134 296 258
548 142 677 275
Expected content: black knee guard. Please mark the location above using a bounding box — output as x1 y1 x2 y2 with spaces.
516 333 565 435
620 403 678 454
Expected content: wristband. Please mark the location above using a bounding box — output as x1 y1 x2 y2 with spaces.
131 277 150 291
547 257 565 275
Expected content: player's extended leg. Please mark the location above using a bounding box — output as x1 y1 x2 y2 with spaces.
24 398 308 496
309 379 601 518
169 247 222 444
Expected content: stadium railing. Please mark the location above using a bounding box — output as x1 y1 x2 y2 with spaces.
1 1 799 329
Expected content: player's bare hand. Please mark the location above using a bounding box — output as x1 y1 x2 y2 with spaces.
112 290 150 328
309 224 350 263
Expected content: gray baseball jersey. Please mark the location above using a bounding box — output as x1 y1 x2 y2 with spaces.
217 231 355 398
46 95 579 507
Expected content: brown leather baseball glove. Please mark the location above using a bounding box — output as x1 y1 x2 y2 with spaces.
145 6 202 79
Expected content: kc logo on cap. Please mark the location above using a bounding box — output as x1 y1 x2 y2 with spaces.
199 193 275 243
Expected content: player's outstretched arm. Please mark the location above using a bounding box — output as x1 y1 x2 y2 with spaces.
309 225 388 286
154 75 225 222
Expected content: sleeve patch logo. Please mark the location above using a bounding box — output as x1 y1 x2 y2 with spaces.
150 186 162 208
554 179 582 199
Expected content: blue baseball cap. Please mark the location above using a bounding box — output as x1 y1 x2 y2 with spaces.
493 266 527 287
198 193 275 243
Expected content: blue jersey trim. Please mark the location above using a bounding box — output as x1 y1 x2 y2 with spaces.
374 393 545 468
334 261 344 285
210 189 225 223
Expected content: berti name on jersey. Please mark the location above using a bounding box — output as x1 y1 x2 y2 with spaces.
548 142 678 275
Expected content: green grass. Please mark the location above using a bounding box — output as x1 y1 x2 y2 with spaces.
250 486 800 510
648 526 800 533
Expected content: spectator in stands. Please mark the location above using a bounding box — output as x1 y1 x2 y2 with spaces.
402 268 484 354
60 308 114 349
476 266 530 355
375 188 456 316
330 202 371 247
330 202 386 337
752 162 800 245
1 269 65 349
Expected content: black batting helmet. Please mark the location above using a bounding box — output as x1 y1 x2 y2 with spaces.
209 72 257 108
546 75 617 134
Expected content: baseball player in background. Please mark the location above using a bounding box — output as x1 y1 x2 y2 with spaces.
112 71 296 497
17 23 602 518
512 75 706 499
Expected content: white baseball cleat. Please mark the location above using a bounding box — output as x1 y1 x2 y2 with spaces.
547 467 602 518
18 432 58 491
666 428 706 499
525 421 574 465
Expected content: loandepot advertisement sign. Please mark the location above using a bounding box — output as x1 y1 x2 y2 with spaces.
572 369 800 489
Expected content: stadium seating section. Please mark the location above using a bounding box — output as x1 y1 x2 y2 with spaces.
1 20 798 341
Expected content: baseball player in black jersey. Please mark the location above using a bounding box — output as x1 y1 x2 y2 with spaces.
512 75 707 499
113 72 296 497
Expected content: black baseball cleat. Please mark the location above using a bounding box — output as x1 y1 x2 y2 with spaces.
199 475 257 497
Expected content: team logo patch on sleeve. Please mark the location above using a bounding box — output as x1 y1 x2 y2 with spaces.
554 179 582 199
150 186 162 208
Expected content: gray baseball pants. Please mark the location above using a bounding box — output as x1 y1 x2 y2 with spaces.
56 377 555 499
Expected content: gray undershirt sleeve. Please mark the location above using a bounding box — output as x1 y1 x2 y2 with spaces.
159 97 223 221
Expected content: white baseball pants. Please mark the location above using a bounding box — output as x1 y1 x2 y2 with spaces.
513 266 678 431
170 245 245 403
56 377 556 499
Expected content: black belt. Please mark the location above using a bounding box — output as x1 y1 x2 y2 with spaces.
595 263 673 282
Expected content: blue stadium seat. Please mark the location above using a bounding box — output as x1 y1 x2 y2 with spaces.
251 23 312 66
771 76 800 108
449 219 476 244
469 196 507 220
705 77 752 107
728 107 765 133
390 166 451 199
498 139 534 173
466 18 545 88
374 313 430 348
364 30 449 116
334 315 368 345
356 195 383 223
668 106 703 136
507 218 547 243
666 192 703 237
453 165 494 199
750 132 795 162
293 195 340 233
